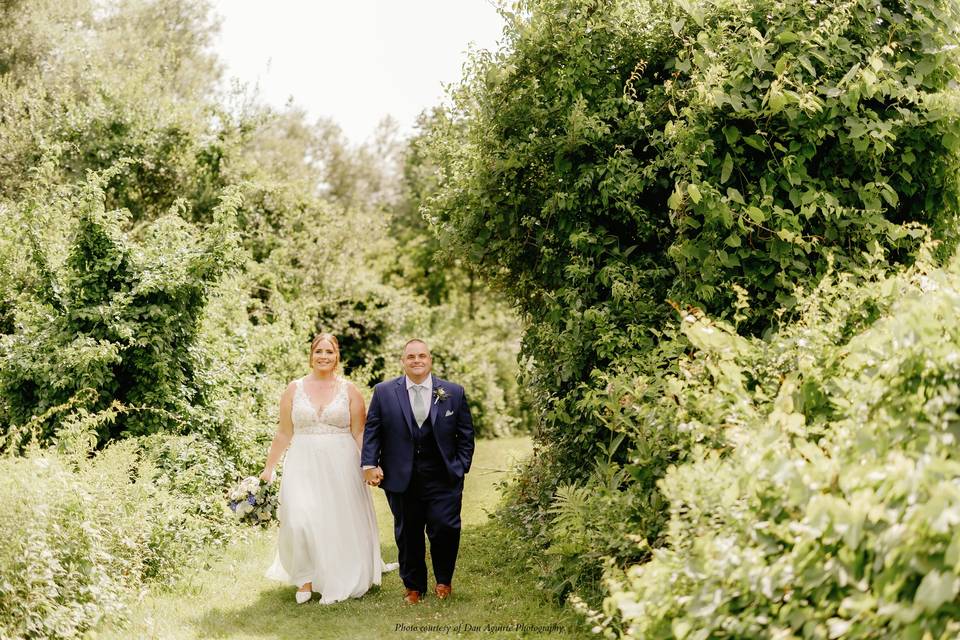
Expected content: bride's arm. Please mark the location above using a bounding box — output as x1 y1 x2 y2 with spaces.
346 382 367 450
260 382 295 482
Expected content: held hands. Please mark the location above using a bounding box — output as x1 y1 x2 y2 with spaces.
363 467 384 487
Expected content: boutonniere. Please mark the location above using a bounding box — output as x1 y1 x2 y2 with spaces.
433 386 449 405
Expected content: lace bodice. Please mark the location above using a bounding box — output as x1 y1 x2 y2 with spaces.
291 377 351 435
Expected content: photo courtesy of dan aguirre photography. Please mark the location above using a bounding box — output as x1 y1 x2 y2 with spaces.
3 0 960 638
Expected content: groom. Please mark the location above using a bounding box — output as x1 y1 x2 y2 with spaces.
361 339 475 604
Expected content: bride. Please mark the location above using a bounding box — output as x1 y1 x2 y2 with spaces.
260 332 397 604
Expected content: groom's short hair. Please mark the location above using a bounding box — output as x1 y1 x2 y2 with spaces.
402 338 430 356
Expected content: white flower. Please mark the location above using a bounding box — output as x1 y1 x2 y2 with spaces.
917 274 938 292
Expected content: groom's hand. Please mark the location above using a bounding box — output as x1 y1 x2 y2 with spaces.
363 467 384 486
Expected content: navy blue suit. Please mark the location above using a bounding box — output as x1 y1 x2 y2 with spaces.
361 374 475 592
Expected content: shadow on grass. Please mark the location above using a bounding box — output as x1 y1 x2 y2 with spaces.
190 524 591 640
190 582 395 638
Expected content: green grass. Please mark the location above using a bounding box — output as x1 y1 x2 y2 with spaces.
100 436 592 640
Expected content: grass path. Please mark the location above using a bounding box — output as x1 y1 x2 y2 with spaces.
101 437 593 640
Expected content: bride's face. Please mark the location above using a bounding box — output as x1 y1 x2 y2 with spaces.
311 340 338 373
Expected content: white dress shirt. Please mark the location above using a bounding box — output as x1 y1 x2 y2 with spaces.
405 375 433 424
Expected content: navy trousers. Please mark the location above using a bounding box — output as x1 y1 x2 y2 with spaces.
385 432 463 593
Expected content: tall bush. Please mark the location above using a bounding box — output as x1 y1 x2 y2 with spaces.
0 435 235 640
0 174 241 446
421 0 960 603
426 0 960 475
594 249 960 638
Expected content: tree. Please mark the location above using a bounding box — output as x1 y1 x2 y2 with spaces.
0 174 240 446
0 0 226 222
421 0 960 599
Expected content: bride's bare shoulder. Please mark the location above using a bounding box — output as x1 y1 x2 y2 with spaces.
280 379 301 400
342 379 365 400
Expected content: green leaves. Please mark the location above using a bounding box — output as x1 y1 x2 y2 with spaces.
0 435 238 639
0 175 241 445
915 571 960 612
746 206 767 223
601 255 960 638
723 125 741 145
657 0 960 331
421 0 960 623
943 131 960 153
720 152 734 184
676 0 705 26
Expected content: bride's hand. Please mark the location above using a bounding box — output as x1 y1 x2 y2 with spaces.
363 467 383 486
260 469 274 484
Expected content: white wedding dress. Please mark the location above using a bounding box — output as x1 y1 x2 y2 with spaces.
265 376 396 603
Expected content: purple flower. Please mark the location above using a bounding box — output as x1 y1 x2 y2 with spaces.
247 495 256 505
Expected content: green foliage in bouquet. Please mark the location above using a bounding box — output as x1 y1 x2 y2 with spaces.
227 476 279 527
590 248 960 639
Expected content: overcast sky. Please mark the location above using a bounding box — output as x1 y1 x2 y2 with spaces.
210 0 506 143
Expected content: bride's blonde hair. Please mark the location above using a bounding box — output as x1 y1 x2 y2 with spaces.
309 333 341 371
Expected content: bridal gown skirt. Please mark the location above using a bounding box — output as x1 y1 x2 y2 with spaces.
265 432 387 604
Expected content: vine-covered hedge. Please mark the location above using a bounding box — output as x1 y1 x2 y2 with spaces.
0 174 240 447
422 0 960 609
592 249 960 638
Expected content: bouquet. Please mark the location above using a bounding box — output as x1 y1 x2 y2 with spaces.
227 476 279 526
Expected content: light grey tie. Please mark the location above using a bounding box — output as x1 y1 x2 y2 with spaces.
412 384 428 427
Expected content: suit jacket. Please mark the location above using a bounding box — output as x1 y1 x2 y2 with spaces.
361 374 475 493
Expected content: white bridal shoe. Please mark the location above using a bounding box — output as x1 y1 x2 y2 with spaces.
295 589 312 604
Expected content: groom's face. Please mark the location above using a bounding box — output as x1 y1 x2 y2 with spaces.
401 341 432 382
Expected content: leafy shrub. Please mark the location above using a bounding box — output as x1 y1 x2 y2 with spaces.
0 172 241 446
543 464 663 604
422 0 960 445
0 0 225 222
427 0 960 335
0 435 236 639
427 0 960 607
500 315 748 601
0 452 132 639
594 249 960 638
136 433 237 554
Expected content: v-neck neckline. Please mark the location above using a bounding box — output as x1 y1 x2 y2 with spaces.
300 377 339 418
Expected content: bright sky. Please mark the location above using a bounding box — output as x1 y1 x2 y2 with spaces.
210 0 506 143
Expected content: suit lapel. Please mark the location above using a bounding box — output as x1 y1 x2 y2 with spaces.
429 374 440 427
393 377 416 436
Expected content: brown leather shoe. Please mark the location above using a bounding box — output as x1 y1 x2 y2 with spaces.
403 589 421 604
434 584 452 600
